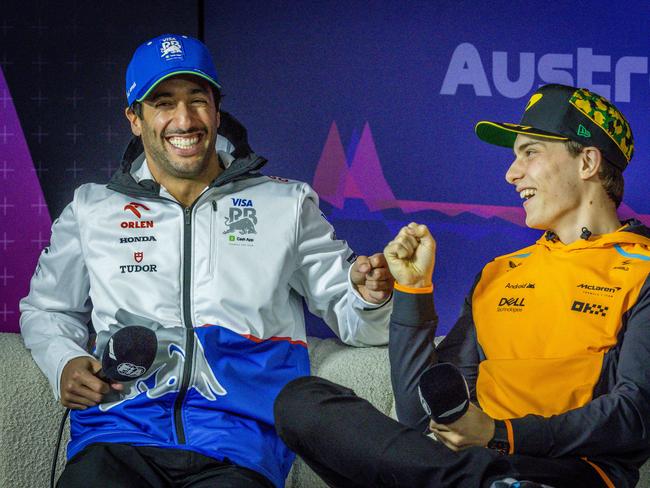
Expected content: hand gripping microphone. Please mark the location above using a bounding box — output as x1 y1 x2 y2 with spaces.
100 325 158 382
418 362 470 424
51 326 158 488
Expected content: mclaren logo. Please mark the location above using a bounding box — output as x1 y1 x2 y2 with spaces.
577 283 621 293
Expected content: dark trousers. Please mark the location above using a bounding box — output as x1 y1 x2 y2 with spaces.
57 443 274 488
274 376 607 488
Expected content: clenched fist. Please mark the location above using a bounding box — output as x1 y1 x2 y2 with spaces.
384 223 436 287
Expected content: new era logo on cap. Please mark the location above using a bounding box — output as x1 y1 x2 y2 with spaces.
577 124 591 138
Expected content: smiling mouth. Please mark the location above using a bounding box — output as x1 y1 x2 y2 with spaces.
519 188 536 201
166 134 201 150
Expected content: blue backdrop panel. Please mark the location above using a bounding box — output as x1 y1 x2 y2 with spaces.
206 1 650 335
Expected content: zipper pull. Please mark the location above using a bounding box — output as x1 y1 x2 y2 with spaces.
212 200 217 211
184 207 191 225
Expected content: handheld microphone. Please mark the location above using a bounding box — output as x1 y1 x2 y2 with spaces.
100 325 158 382
52 325 158 488
418 362 470 424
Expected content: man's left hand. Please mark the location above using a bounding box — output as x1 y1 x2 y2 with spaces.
429 403 495 452
350 253 394 304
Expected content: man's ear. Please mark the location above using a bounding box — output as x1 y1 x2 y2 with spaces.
125 106 142 137
579 146 602 180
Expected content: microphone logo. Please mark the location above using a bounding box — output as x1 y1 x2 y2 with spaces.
116 362 146 378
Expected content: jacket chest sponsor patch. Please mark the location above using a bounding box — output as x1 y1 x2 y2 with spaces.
496 296 526 312
119 251 157 273
120 202 155 229
223 197 258 246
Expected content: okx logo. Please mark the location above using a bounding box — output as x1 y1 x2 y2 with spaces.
571 300 608 317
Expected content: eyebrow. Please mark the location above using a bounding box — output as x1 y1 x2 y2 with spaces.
514 140 544 155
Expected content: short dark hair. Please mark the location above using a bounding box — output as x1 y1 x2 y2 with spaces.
565 140 624 208
128 85 222 119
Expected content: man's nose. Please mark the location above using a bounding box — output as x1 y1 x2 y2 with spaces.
505 157 523 185
173 103 193 129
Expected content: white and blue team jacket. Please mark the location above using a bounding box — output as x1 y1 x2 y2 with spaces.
20 132 391 487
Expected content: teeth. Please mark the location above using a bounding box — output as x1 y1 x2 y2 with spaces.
168 136 199 149
519 188 536 200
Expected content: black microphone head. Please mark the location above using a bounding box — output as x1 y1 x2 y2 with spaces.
101 326 157 382
418 362 469 424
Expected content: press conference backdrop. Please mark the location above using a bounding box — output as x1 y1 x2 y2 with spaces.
1 1 649 336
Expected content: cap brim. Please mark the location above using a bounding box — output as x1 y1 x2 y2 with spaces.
135 70 222 103
475 121 569 148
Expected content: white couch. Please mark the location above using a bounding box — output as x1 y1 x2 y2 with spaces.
2 332 649 487
0 333 392 488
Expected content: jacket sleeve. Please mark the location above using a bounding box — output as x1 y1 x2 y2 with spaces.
390 275 482 430
508 274 650 458
19 191 93 400
289 184 391 347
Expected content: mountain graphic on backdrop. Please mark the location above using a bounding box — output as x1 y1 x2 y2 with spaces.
311 121 649 226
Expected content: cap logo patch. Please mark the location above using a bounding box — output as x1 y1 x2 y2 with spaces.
525 93 543 111
159 37 184 61
570 88 633 162
577 124 591 138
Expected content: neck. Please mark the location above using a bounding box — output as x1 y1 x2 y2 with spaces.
552 197 620 244
146 156 222 208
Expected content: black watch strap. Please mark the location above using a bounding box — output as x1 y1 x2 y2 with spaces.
487 419 510 455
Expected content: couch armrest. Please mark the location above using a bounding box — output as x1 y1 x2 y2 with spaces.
0 332 68 488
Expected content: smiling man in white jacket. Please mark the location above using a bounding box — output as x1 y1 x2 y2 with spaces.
20 33 393 488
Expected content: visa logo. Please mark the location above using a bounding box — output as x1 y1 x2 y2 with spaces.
231 198 253 207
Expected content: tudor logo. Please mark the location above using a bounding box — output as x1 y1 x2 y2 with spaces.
134 252 143 263
124 202 150 218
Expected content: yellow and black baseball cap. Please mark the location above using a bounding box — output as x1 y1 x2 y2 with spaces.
475 84 634 171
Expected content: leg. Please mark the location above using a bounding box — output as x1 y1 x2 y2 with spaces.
57 443 165 488
274 376 499 487
179 461 274 488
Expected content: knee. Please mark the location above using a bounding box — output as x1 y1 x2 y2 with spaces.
274 376 347 447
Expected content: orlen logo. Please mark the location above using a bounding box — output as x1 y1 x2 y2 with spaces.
440 43 648 102
121 202 154 229
124 202 150 218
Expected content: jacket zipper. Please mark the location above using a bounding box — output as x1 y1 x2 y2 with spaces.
173 205 196 444
209 200 217 274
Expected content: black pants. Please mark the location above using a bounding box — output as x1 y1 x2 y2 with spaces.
274 376 607 488
57 443 274 488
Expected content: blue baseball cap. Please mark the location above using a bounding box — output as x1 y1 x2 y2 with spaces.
125 34 221 106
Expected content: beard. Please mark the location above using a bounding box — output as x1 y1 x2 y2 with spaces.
140 122 218 180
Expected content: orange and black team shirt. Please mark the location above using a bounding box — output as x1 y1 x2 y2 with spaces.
390 220 650 488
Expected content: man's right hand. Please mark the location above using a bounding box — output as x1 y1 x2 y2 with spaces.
383 222 436 287
60 356 123 409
